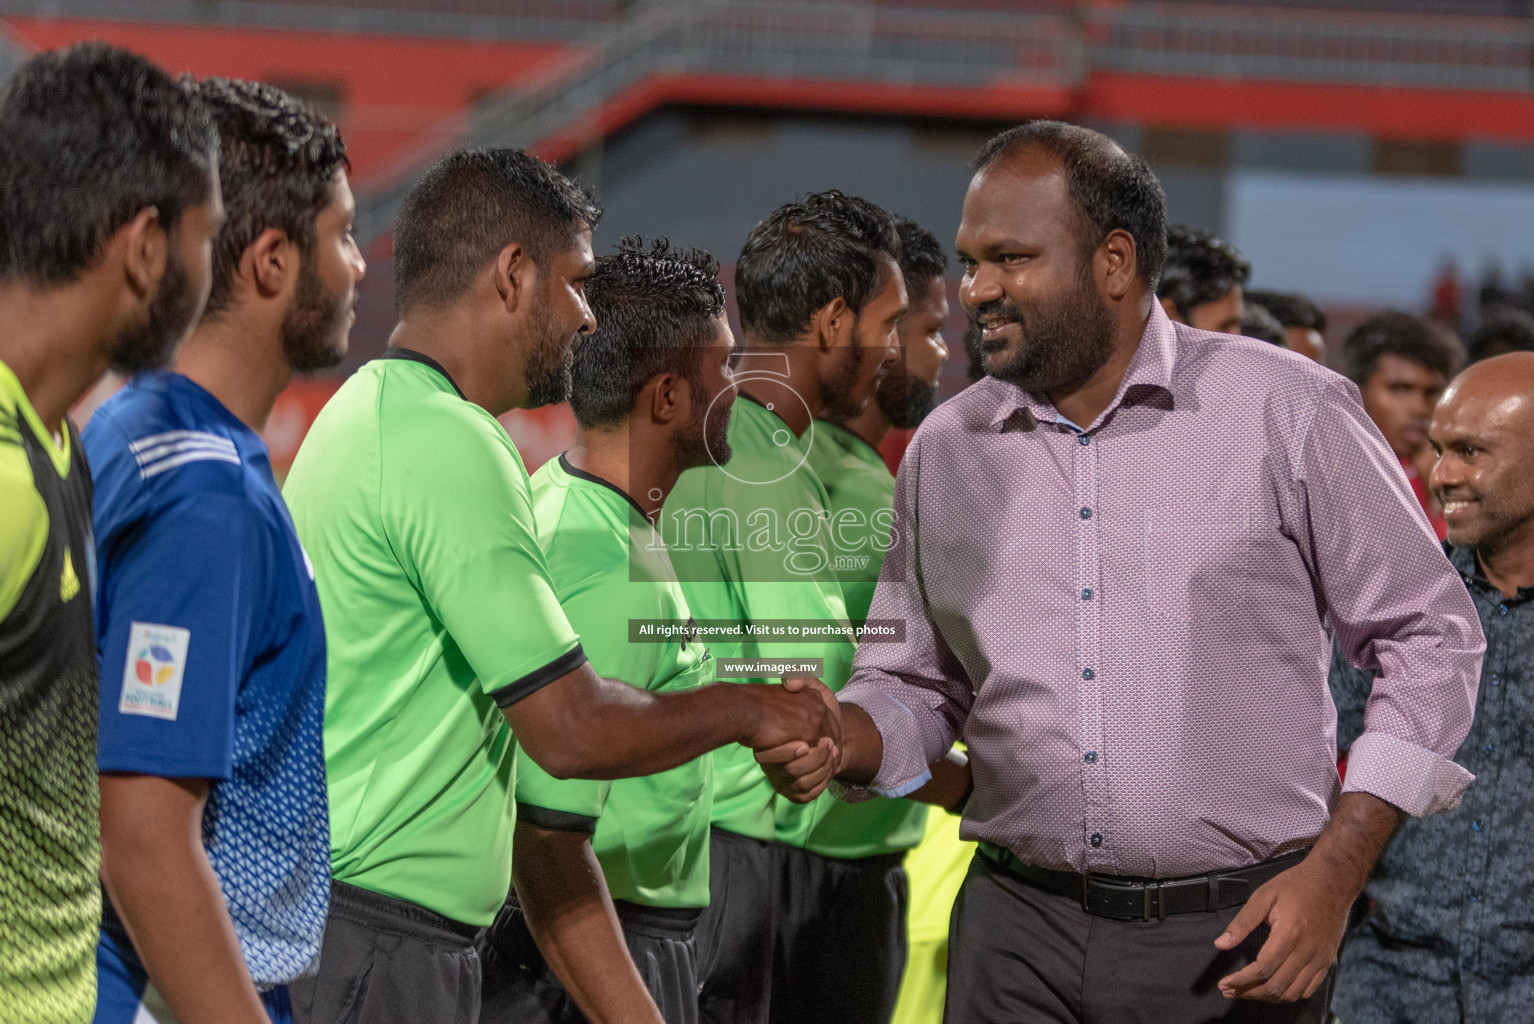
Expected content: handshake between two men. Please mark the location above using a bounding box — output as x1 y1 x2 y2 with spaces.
751 676 972 811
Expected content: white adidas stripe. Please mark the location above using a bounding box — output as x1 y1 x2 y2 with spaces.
129 429 236 454
138 449 241 479
133 437 237 467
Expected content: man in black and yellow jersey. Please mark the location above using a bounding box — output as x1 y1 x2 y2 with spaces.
0 44 221 1024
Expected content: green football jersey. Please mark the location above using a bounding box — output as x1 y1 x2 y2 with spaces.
801 419 928 859
283 351 585 927
662 395 853 848
514 456 713 909
804 419 897 629
0 359 99 1024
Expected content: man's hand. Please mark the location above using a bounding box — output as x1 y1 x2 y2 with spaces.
1213 857 1351 1002
756 737 839 804
751 677 842 803
737 676 841 755
1215 791 1402 1002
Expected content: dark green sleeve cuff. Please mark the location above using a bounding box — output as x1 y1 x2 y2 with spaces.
516 802 599 835
491 644 588 708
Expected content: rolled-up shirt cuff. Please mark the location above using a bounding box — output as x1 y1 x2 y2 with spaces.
1341 730 1475 817
834 686 936 801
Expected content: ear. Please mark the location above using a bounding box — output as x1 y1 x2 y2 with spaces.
122 207 167 302
494 241 534 315
810 296 854 353
1158 295 1184 324
1101 228 1139 303
648 371 685 426
245 227 295 301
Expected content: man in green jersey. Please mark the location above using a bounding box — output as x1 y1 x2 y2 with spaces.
284 151 836 1024
663 192 954 1024
0 44 221 1024
809 216 952 628
803 216 973 1024
480 238 739 1024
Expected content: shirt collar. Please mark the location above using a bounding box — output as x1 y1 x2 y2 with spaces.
379 346 467 401
556 453 652 524
1450 543 1534 604
987 301 1180 434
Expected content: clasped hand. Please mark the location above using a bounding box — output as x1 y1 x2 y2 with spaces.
747 676 843 803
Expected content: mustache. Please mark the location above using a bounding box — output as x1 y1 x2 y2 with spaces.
970 301 1024 328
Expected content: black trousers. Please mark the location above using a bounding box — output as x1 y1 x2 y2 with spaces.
771 845 909 1024
480 896 703 1024
946 852 1336 1024
290 880 483 1024
696 829 779 1024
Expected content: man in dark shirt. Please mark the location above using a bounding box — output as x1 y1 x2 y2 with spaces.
1331 351 1534 1024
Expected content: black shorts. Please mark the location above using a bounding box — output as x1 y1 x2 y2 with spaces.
771 845 909 1024
481 895 703 1024
695 828 779 1024
289 880 483 1024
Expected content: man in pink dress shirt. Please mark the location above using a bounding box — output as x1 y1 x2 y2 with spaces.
763 121 1484 1023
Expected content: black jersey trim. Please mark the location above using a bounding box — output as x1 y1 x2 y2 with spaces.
380 347 467 401
490 643 588 708
557 453 650 522
516 802 600 835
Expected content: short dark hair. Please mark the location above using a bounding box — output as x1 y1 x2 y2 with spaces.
1343 311 1464 386
393 147 602 315
973 120 1168 288
1240 303 1287 347
571 236 726 429
1467 306 1534 362
0 42 217 285
1157 225 1250 320
1246 289 1326 334
191 77 348 316
736 190 901 344
894 215 948 304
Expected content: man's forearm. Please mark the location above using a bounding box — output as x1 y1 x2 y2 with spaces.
833 702 885 786
1309 791 1403 897
99 774 267 1024
512 665 833 781
513 824 663 1024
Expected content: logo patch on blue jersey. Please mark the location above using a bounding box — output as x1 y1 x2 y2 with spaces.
119 621 191 721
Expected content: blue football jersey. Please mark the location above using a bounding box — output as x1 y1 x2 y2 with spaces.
84 371 329 987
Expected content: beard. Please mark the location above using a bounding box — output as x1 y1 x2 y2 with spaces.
819 341 870 422
873 362 938 429
523 289 577 408
281 260 353 373
978 256 1117 396
110 248 202 375
673 368 732 470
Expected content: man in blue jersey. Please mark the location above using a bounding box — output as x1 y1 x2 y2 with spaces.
84 78 364 1024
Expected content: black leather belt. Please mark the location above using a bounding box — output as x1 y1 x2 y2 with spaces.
978 842 1310 922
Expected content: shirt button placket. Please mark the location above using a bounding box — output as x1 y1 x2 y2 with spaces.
1073 426 1109 866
